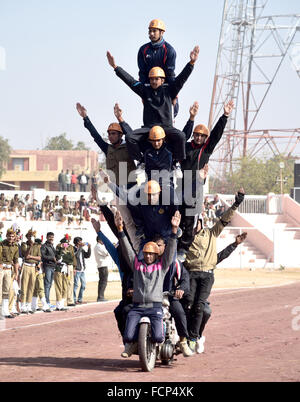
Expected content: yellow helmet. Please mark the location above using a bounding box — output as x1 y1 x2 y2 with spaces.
107 122 123 134
144 180 161 194
148 66 166 79
148 19 166 32
149 126 165 141
143 241 160 254
193 124 209 137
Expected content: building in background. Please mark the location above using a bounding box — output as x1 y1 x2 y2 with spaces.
0 150 99 191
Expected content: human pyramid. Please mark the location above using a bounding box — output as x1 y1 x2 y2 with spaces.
84 19 246 358
0 19 247 359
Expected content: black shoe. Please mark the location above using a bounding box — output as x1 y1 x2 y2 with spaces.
4 314 15 319
43 309 52 313
67 303 76 306
97 298 108 302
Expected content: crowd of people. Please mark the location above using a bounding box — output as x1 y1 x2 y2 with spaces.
0 226 111 318
57 170 95 193
1 19 248 362
0 192 110 223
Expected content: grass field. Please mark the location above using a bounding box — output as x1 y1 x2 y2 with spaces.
49 268 300 305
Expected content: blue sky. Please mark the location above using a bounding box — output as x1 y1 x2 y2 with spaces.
0 0 299 154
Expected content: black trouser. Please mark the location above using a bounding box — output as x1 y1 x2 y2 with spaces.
183 271 214 339
114 299 133 337
97 266 108 300
126 127 186 162
199 302 212 338
169 298 189 338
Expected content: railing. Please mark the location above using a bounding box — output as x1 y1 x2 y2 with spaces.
208 194 283 214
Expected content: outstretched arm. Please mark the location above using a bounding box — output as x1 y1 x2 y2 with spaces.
204 100 234 155
76 103 109 155
115 210 136 271
107 51 144 98
169 46 199 99
217 232 247 264
182 101 199 141
162 211 181 272
114 103 133 135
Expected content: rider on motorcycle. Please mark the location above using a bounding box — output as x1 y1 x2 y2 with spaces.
114 209 181 358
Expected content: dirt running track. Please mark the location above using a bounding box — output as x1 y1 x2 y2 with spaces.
1 282 300 382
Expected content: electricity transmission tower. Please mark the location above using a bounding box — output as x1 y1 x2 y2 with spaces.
208 0 300 176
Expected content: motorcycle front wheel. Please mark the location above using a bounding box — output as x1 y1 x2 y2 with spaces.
138 322 157 372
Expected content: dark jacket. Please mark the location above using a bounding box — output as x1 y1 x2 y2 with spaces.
138 39 176 84
182 114 228 172
163 260 190 294
41 241 58 269
114 62 194 128
74 246 91 272
144 143 173 180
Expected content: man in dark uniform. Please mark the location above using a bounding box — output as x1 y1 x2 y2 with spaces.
177 100 234 261
106 45 199 169
76 102 136 187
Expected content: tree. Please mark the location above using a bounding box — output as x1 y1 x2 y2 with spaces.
73 141 90 151
0 136 11 179
209 155 295 195
44 133 73 150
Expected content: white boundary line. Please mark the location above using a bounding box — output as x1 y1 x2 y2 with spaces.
1 281 298 333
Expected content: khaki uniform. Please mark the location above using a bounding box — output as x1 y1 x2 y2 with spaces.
55 243 76 308
20 242 41 306
184 206 237 272
0 239 19 317
106 144 136 186
0 240 19 300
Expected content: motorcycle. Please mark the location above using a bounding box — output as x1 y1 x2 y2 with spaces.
137 291 180 372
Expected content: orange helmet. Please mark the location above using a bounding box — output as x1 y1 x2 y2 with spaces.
144 180 161 194
149 126 165 141
107 123 123 134
149 19 166 32
143 241 160 254
193 124 209 137
149 66 166 79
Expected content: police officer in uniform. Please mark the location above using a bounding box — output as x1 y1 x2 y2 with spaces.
20 229 41 314
0 228 19 318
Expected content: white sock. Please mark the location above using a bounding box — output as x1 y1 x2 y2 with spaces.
41 297 49 310
2 299 10 316
31 297 38 310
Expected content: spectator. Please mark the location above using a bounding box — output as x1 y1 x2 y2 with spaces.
73 237 91 304
94 236 109 302
58 170 66 192
41 232 58 307
77 171 89 192
71 170 77 192
65 169 71 192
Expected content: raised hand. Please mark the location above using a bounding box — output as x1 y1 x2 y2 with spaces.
114 103 123 122
224 100 234 117
114 210 123 231
107 51 117 69
76 103 87 118
190 45 200 65
236 232 247 245
189 101 199 121
171 210 181 233
199 163 209 181
91 218 101 233
98 168 110 184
